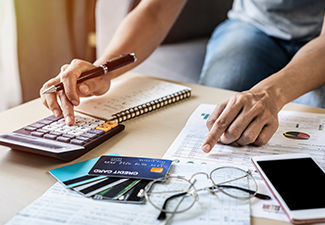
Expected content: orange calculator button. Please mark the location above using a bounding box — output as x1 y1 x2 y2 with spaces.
96 121 119 132
106 121 118 128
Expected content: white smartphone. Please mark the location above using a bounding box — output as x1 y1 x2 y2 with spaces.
252 153 325 224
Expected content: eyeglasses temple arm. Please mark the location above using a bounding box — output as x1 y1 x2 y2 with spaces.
211 185 271 200
157 191 187 220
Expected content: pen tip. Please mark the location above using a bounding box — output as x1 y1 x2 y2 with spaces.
130 53 137 62
42 86 56 94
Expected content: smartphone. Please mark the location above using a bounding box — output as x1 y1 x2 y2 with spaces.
252 153 325 224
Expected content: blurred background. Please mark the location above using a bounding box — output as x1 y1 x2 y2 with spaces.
0 0 97 112
0 0 231 113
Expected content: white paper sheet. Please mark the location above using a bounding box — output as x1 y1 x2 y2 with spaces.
163 103 325 223
6 164 250 225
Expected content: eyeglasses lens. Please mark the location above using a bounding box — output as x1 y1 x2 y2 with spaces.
210 167 257 199
146 176 197 214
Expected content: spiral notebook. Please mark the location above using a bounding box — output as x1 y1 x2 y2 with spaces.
75 75 191 123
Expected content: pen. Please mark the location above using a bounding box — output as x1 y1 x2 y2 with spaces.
42 53 137 94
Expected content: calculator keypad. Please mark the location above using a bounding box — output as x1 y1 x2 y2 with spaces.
0 114 125 161
26 116 109 145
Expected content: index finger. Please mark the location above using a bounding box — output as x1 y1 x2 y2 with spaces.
201 98 243 153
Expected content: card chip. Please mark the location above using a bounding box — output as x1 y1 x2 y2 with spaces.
150 167 163 173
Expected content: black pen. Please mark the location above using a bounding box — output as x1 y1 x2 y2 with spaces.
42 53 137 94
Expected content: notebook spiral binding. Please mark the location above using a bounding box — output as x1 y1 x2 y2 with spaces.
111 89 191 123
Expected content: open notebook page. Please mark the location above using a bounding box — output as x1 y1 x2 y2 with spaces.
75 76 190 120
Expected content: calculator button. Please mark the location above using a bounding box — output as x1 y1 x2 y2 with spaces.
74 121 88 126
24 126 37 131
62 125 78 129
96 125 111 132
81 133 97 139
30 123 45 129
76 136 90 142
62 134 76 139
70 139 85 145
38 119 53 125
57 136 71 143
31 131 45 137
42 125 59 131
96 122 118 132
67 130 84 136
46 115 62 121
50 121 65 127
55 128 71 134
75 127 91 133
49 131 63 136
43 134 58 140
36 129 49 134
74 116 88 122
58 118 66 122
107 122 118 128
89 129 105 135
85 123 98 129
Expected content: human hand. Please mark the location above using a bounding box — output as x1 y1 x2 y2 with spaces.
40 59 112 125
201 90 280 153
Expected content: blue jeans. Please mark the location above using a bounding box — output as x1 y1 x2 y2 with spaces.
199 19 325 108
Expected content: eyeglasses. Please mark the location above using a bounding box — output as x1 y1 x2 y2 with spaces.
142 166 270 221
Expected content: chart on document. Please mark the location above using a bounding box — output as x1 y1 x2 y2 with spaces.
163 104 325 169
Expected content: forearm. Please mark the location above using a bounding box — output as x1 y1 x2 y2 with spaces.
94 0 187 78
251 32 325 111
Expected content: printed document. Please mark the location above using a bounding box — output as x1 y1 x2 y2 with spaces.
163 103 325 223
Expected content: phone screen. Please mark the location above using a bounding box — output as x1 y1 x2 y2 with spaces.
257 157 325 211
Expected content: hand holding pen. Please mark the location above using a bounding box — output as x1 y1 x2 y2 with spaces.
40 53 137 125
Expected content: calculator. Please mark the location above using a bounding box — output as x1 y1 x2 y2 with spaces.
0 115 125 161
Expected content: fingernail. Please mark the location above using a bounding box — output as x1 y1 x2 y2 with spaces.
66 116 73 125
71 100 79 106
53 109 60 117
79 84 89 95
202 144 211 153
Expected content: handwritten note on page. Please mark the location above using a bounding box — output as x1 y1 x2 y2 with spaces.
75 76 190 120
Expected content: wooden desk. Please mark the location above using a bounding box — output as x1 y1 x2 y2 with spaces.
1 73 325 224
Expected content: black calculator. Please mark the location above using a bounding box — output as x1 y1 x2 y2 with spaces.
0 115 124 161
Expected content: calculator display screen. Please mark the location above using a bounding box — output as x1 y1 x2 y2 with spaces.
257 158 325 210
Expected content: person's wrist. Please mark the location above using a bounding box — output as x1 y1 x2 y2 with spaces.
266 85 287 112
251 83 287 113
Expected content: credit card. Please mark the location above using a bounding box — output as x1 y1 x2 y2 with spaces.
88 156 173 180
98 179 140 200
93 179 151 203
73 177 110 192
74 177 129 197
49 154 119 188
121 180 150 202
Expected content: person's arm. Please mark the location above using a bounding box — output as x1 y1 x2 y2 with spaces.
40 0 187 125
202 15 325 153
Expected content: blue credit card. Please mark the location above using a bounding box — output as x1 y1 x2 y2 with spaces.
49 153 119 188
88 156 173 180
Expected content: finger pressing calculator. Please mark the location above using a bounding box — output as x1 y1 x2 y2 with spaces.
0 115 125 161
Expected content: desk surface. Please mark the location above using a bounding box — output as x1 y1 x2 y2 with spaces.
1 72 325 224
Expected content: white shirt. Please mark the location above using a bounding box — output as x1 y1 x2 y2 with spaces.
228 0 325 41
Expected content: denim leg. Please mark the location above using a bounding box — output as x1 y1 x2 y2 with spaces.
199 20 290 91
293 86 325 108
